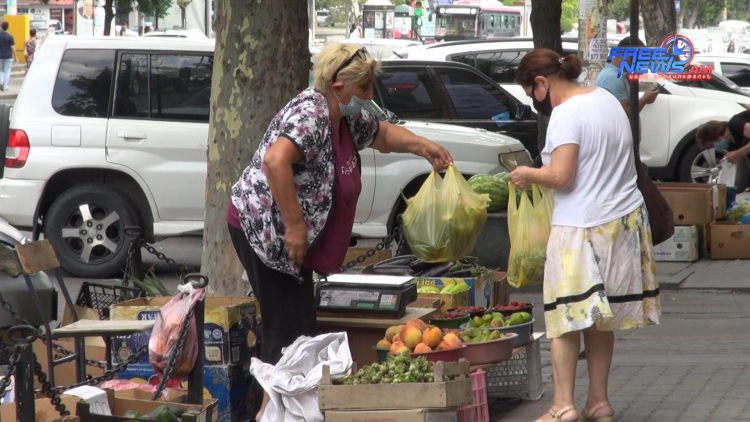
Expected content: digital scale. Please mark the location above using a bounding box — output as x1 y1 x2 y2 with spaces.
316 274 418 317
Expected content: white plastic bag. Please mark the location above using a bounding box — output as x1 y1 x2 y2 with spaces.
710 160 736 187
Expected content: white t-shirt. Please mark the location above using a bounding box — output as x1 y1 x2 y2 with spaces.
541 88 643 228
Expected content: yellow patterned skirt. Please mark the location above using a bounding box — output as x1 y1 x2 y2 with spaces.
543 204 661 338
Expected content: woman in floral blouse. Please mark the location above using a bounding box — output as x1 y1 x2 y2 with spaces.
227 43 452 419
24 29 38 74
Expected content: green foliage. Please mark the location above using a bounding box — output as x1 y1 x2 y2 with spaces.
561 0 577 31
607 0 630 22
127 269 175 297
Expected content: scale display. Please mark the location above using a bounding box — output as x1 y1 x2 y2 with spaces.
317 274 417 316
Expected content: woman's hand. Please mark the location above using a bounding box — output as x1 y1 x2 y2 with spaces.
509 166 532 191
724 150 742 164
421 141 453 172
284 221 308 264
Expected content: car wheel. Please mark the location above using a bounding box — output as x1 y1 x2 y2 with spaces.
44 184 141 278
679 142 749 191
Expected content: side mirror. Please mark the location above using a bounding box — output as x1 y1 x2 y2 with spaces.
512 103 532 120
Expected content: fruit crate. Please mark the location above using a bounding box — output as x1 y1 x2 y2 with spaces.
319 359 473 411
483 333 544 401
457 369 490 422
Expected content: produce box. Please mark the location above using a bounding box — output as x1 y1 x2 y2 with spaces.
115 363 251 422
76 389 217 422
110 297 257 367
417 290 470 312
343 247 392 268
413 269 495 308
653 225 705 262
710 221 750 259
325 409 458 422
410 297 441 310
656 183 726 225
1 395 81 422
492 271 509 307
318 359 472 411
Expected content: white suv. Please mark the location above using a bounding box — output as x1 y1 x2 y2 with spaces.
2 36 530 277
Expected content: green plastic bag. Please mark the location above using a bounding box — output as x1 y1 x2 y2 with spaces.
402 164 490 262
507 183 554 288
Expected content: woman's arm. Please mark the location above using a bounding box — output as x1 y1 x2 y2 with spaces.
263 137 308 263
370 121 453 171
724 122 750 163
509 144 579 190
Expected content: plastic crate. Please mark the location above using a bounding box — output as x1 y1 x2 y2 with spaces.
484 338 544 401
457 369 489 422
75 281 144 320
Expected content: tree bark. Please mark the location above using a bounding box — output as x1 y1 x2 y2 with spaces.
641 0 677 46
579 1 607 87
202 0 309 297
529 0 562 163
103 0 114 36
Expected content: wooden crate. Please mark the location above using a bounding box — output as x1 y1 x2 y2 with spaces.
319 359 473 411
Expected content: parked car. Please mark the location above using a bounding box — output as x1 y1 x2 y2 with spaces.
317 9 333 27
707 26 734 52
679 29 713 53
141 29 208 39
337 38 422 60
693 53 750 92
395 38 750 186
1 36 531 277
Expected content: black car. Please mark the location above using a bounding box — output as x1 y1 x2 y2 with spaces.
376 60 539 158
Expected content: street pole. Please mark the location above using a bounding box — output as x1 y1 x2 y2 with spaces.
578 0 607 87
629 0 640 149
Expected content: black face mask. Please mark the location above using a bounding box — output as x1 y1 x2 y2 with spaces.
533 85 553 117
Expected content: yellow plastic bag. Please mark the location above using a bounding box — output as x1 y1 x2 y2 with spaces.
507 183 554 288
402 164 490 262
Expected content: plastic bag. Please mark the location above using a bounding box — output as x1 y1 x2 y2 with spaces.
402 164 490 262
148 287 204 378
507 183 554 288
709 160 736 187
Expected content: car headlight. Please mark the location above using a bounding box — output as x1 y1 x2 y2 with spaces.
498 151 533 171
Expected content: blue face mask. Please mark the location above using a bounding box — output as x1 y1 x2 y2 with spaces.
715 137 730 151
336 86 367 117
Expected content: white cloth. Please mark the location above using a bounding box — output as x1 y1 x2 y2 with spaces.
350 29 361 39
710 160 736 187
250 332 352 422
541 88 643 228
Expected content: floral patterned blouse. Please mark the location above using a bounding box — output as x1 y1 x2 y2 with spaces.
231 88 380 279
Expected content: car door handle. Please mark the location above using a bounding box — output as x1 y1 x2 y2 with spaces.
117 131 147 140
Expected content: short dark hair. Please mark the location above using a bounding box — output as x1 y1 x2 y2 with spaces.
696 121 728 147
29 28 36 37
2 22 9 31
618 36 646 48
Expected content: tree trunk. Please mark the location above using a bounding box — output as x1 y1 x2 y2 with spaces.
685 0 701 30
641 0 677 46
103 0 114 36
530 0 562 54
201 0 309 297
529 0 562 164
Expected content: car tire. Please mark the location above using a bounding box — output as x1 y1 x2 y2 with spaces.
44 184 141 278
678 142 749 191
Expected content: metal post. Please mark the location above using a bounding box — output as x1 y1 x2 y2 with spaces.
629 0 640 150
10 326 38 422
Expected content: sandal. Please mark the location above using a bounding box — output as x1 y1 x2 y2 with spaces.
537 405 578 422
581 401 614 422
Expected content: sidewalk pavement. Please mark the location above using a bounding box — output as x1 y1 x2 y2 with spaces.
0 65 25 100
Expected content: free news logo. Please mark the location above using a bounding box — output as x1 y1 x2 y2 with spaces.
608 34 713 81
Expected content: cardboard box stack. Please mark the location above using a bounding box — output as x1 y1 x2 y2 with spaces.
655 182 725 262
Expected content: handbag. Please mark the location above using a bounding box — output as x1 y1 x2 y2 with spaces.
633 145 674 246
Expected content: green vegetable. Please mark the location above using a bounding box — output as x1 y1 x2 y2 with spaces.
146 405 180 422
727 200 750 223
123 410 141 419
333 354 453 385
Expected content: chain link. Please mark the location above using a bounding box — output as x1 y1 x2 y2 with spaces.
121 237 137 287
340 216 406 272
44 346 149 395
141 240 196 274
0 345 19 398
151 308 193 401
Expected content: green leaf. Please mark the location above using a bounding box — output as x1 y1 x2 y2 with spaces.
127 274 156 297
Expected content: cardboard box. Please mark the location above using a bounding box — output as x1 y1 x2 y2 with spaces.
0 395 81 422
110 297 257 367
492 271 509 307
343 248 392 268
76 389 218 422
416 290 470 312
325 409 458 422
656 182 727 224
32 305 106 389
710 221 750 259
410 297 440 310
413 270 495 308
653 225 704 262
115 363 251 422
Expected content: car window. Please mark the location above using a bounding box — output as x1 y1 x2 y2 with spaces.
150 54 213 122
450 53 476 67
434 67 510 120
114 53 149 118
720 62 750 86
475 50 526 84
376 67 443 119
52 49 115 118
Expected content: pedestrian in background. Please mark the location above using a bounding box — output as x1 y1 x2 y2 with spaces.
510 49 661 422
349 23 361 39
0 22 16 92
119 24 128 36
596 37 658 119
227 43 452 420
24 28 39 75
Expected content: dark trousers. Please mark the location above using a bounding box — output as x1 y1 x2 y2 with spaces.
227 224 317 365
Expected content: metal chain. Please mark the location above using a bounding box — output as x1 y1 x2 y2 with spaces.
141 240 196 274
44 346 149 395
32 353 71 417
340 216 407 272
0 345 19 398
152 308 193 401
121 237 137 287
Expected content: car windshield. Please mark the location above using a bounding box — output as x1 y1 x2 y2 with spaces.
681 30 707 40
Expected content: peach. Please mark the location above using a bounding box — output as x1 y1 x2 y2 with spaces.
385 326 399 343
443 333 462 349
390 341 406 355
402 326 423 350
422 326 442 348
376 339 391 349
406 318 427 332
436 340 452 351
413 343 432 354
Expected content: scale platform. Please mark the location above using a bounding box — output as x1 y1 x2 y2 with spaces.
317 274 417 318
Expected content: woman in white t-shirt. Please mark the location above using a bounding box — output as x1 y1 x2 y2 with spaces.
509 49 661 422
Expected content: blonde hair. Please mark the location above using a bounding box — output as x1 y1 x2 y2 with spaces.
312 43 381 94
